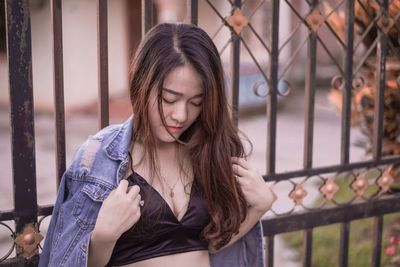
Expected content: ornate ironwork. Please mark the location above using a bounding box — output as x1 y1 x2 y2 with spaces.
377 13 395 34
14 224 43 259
377 165 395 193
351 173 370 197
320 178 340 201
227 8 248 34
305 8 325 32
289 183 308 206
266 164 399 216
0 222 16 262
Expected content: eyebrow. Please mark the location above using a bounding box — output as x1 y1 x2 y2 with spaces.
162 87 203 98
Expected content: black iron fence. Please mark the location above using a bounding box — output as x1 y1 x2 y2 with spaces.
1 0 400 266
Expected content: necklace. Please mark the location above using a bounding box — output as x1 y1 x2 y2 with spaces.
159 174 180 198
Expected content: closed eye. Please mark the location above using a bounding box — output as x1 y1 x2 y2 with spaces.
162 98 176 104
191 101 202 107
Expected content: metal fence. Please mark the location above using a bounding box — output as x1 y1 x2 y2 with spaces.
1 0 400 266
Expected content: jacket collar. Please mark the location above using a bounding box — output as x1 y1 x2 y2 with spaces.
104 115 134 161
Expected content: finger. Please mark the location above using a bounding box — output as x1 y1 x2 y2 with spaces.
131 191 144 207
117 179 129 193
232 163 248 177
133 208 141 222
134 193 142 204
236 175 250 186
132 196 144 208
132 196 140 208
127 184 140 193
133 195 139 204
128 190 141 202
231 157 250 170
127 185 140 198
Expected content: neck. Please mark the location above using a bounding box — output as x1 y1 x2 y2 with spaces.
132 140 183 166
131 140 193 187
132 136 192 167
156 141 179 154
155 142 184 166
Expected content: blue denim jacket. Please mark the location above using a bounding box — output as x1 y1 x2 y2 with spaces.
39 116 264 267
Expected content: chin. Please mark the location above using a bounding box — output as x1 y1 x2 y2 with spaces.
156 133 181 144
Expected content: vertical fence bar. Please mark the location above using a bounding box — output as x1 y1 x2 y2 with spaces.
142 0 153 36
262 0 279 261
230 0 241 127
303 228 313 267
98 0 109 129
338 1 354 265
303 0 317 257
371 216 383 267
265 235 274 267
187 0 198 25
340 0 354 165
5 0 38 237
372 0 388 160
371 3 388 266
339 222 350 267
303 0 318 169
266 0 280 175
51 0 66 187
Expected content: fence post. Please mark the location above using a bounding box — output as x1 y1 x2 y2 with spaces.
5 0 41 262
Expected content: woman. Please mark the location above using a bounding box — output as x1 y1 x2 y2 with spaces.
39 23 275 267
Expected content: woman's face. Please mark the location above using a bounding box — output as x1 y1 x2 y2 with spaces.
148 64 203 145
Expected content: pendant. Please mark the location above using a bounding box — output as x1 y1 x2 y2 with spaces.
170 190 174 198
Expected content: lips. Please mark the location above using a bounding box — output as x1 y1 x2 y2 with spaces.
166 126 183 133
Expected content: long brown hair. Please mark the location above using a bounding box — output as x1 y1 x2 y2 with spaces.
129 23 248 250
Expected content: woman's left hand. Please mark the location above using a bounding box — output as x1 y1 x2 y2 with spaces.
232 157 276 213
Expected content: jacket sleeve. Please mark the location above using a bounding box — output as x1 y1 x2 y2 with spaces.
39 170 91 267
39 142 98 267
38 167 68 267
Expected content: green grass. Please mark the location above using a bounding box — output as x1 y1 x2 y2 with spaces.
281 176 400 267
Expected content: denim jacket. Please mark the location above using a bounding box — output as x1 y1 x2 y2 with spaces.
39 116 265 267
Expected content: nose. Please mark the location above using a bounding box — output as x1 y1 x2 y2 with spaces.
170 102 188 124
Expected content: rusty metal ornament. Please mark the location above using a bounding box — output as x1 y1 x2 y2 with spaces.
352 75 366 90
289 184 308 206
14 224 43 259
227 8 249 34
377 15 394 34
305 8 325 32
331 75 344 90
351 173 369 197
320 178 339 201
377 166 395 193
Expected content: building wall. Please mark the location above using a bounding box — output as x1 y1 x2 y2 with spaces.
0 0 130 112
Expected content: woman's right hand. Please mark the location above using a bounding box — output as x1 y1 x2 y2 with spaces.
92 179 142 243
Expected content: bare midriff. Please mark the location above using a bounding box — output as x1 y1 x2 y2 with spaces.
117 250 210 267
